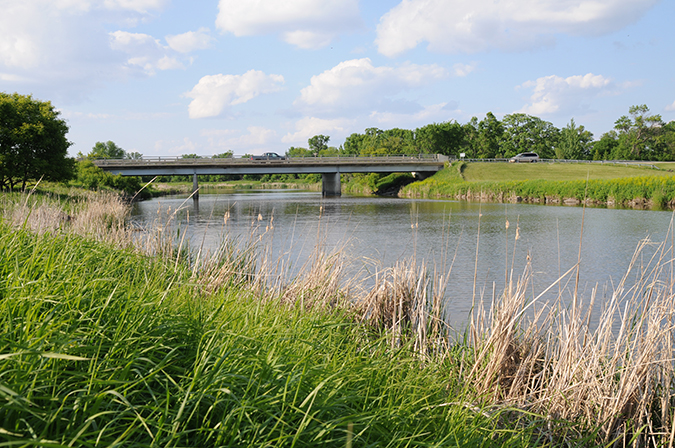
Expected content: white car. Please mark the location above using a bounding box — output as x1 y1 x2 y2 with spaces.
509 152 539 163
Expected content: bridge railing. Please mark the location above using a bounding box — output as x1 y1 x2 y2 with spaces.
92 154 448 165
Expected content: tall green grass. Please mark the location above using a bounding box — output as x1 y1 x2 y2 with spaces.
0 221 545 447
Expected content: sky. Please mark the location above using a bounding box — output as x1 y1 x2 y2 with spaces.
1 0 674 158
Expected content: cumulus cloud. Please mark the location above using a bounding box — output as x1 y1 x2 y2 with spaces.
453 62 477 77
282 117 353 144
376 0 660 56
185 70 285 119
216 0 363 49
666 101 675 112
518 73 615 116
295 58 448 115
166 28 214 53
0 0 168 100
109 31 183 73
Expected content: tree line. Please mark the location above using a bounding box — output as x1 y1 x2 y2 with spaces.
2 90 675 193
296 105 675 161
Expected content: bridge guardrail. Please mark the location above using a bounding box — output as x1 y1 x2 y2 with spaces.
91 154 448 165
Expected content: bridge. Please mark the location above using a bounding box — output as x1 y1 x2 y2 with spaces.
93 154 449 197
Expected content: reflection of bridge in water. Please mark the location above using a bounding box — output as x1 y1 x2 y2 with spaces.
93 154 448 198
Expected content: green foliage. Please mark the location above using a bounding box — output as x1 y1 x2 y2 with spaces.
556 119 593 160
75 160 147 198
501 113 559 158
286 146 313 157
415 121 463 156
212 150 233 158
0 225 542 447
0 92 74 190
308 134 330 154
613 104 665 160
85 140 125 159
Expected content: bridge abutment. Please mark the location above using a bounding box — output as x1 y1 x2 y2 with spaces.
321 172 341 197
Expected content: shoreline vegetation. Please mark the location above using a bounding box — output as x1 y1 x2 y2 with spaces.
400 161 675 209
4 187 675 446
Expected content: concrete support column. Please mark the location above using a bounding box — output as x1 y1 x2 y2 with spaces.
321 172 341 197
192 173 199 200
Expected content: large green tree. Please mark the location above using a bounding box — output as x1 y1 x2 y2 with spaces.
0 92 73 190
556 118 593 160
500 113 559 158
613 104 664 160
414 121 463 156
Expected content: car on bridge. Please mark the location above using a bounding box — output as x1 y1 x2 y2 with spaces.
250 152 286 161
509 152 539 163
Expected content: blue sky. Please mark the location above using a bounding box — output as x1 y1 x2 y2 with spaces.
1 0 673 157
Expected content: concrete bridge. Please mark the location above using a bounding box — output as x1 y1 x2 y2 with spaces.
93 154 448 198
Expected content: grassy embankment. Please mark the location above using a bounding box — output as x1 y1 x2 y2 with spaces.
401 161 675 208
4 188 675 445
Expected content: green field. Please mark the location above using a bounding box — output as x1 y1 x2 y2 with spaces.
462 161 670 182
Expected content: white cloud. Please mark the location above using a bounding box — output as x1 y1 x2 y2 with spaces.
453 62 477 77
376 0 660 56
166 28 214 53
518 73 615 116
103 0 168 14
216 0 362 49
295 58 448 115
282 117 353 144
666 101 675 112
185 70 285 119
109 31 183 74
0 0 168 100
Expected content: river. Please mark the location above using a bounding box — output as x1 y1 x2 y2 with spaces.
131 189 675 330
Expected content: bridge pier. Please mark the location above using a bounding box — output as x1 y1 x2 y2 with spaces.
192 173 199 200
322 172 341 197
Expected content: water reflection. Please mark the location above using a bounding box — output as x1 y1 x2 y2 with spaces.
132 190 675 330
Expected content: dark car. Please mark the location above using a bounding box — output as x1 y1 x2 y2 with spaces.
509 152 539 163
250 152 286 160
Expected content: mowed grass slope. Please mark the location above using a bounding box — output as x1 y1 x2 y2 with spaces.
462 162 669 182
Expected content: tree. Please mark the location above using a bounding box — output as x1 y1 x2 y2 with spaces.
126 151 144 160
308 135 330 155
500 113 559 158
592 132 619 160
556 119 593 160
286 146 313 157
613 104 664 160
414 121 463 156
475 112 504 158
86 141 126 159
0 92 74 190
212 150 233 158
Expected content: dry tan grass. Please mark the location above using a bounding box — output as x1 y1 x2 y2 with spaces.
1 188 132 247
466 230 675 445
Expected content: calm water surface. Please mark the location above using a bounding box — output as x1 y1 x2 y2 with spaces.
132 190 675 329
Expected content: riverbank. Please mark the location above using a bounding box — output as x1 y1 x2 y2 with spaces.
152 179 321 196
401 161 675 209
3 188 675 446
